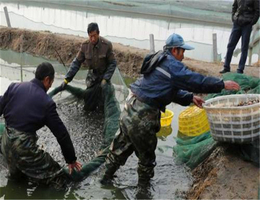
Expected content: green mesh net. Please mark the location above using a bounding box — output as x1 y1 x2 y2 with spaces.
0 68 128 181
205 72 260 100
0 123 4 134
50 68 128 180
0 84 122 181
173 131 217 169
173 73 260 169
62 83 121 180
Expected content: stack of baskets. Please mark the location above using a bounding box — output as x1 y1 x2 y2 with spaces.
178 106 210 137
203 94 260 144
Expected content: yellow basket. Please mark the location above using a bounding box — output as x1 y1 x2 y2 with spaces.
160 109 174 127
178 106 210 136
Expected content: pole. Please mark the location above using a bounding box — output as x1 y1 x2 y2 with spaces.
4 7 11 27
212 33 217 62
20 35 23 82
54 48 67 72
248 24 260 66
149 34 155 53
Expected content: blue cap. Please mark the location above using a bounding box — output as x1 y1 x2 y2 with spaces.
165 33 194 50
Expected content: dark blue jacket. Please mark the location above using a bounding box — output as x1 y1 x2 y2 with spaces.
0 78 76 164
131 51 225 111
232 0 259 26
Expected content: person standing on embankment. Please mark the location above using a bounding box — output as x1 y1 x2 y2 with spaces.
220 0 259 74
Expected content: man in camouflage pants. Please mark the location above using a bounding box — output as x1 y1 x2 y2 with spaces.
0 62 81 190
101 33 240 187
105 95 161 184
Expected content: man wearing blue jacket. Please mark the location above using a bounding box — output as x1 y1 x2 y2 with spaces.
0 62 81 190
101 33 240 186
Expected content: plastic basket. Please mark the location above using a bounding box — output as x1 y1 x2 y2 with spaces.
160 109 174 127
203 94 260 144
178 106 210 136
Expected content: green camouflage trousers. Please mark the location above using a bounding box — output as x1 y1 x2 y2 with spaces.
105 95 161 182
1 127 69 190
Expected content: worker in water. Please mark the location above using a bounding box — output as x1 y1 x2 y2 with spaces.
59 22 117 110
100 33 240 187
0 62 82 190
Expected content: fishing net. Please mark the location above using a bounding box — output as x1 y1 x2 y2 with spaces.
0 68 128 182
0 123 4 134
0 83 121 181
205 73 260 100
173 131 217 169
63 83 121 180
51 68 128 180
0 123 4 153
173 73 260 169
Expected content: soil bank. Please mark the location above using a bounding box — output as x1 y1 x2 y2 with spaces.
0 27 259 199
0 27 259 79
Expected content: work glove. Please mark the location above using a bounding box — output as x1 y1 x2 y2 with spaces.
60 79 68 91
101 79 107 87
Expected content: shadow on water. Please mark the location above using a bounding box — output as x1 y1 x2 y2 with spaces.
0 51 192 199
0 179 78 200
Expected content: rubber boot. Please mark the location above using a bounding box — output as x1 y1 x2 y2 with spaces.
100 163 118 185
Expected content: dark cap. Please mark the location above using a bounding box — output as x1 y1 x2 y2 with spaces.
165 33 194 50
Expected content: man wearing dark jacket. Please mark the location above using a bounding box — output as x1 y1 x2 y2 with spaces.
61 22 116 89
60 22 117 110
101 33 240 187
0 62 81 190
220 0 259 74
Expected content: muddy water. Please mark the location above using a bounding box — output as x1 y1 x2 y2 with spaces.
0 50 192 199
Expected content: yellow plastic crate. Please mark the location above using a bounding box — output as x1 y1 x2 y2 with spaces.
178 106 210 136
160 109 174 127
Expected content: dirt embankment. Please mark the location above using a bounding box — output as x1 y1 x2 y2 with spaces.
186 146 259 199
0 27 259 79
0 27 147 79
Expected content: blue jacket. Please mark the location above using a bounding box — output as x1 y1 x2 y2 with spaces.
0 78 76 164
131 51 225 111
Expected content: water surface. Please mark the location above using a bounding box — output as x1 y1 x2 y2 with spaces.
0 50 192 199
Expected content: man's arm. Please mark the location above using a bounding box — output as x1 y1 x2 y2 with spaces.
251 0 260 25
232 0 238 22
102 42 117 82
172 90 193 106
170 62 225 94
45 101 77 164
0 95 3 116
64 44 86 83
169 61 239 93
0 83 14 116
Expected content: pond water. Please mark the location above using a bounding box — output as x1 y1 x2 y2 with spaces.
0 1 258 64
0 50 192 199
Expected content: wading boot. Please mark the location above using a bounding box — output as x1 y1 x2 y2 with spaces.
100 163 118 185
